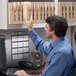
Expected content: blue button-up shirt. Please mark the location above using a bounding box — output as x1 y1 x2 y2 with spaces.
26 29 75 76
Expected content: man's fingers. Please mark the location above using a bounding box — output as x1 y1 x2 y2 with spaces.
14 71 18 75
14 71 20 76
24 18 28 24
24 18 27 23
14 70 27 76
30 16 33 21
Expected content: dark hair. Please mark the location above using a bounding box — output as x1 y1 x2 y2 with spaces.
45 16 68 37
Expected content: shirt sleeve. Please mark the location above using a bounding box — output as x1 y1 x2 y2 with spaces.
39 52 68 76
27 29 51 56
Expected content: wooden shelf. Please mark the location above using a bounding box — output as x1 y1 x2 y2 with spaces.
7 22 76 30
25 65 44 75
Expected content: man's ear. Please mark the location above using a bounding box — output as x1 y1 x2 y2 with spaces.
51 30 55 35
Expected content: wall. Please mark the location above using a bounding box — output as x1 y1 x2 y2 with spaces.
72 26 76 59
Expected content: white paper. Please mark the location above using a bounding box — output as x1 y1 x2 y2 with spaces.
18 48 23 53
23 36 28 40
12 49 17 54
12 43 17 48
12 36 17 42
24 48 29 52
23 42 28 46
23 53 29 58
18 36 23 41
18 54 23 59
12 55 18 60
18 42 23 47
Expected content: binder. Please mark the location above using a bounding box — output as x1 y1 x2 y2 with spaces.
39 2 44 23
23 2 29 24
35 2 39 23
50 2 53 16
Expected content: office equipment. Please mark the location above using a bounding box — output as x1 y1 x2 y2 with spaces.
31 52 43 67
5 52 42 76
18 61 40 70
5 68 21 76
4 60 41 76
11 31 29 60
0 36 7 71
0 71 5 76
5 65 44 76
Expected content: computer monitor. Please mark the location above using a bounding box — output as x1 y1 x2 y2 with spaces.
0 36 7 71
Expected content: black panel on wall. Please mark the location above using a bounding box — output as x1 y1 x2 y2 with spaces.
0 36 7 71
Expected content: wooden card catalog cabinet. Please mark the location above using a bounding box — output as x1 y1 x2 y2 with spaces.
58 2 76 22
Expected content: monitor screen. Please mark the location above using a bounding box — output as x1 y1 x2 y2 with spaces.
0 36 7 71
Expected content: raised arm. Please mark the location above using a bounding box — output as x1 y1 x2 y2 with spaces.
24 17 51 56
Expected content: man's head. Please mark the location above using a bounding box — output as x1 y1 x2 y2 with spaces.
45 16 68 39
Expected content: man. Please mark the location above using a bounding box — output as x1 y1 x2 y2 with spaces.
15 16 75 76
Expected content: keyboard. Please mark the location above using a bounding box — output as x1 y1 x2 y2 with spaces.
5 68 20 76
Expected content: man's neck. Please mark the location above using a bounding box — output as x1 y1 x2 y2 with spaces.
51 35 59 42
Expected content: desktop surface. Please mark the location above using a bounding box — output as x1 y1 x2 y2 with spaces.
5 65 44 76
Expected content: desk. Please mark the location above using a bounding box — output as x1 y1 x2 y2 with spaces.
25 65 44 75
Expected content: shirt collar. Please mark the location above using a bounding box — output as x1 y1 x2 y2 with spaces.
50 37 65 49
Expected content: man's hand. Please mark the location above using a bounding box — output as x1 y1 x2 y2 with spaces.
24 16 33 31
14 70 28 76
